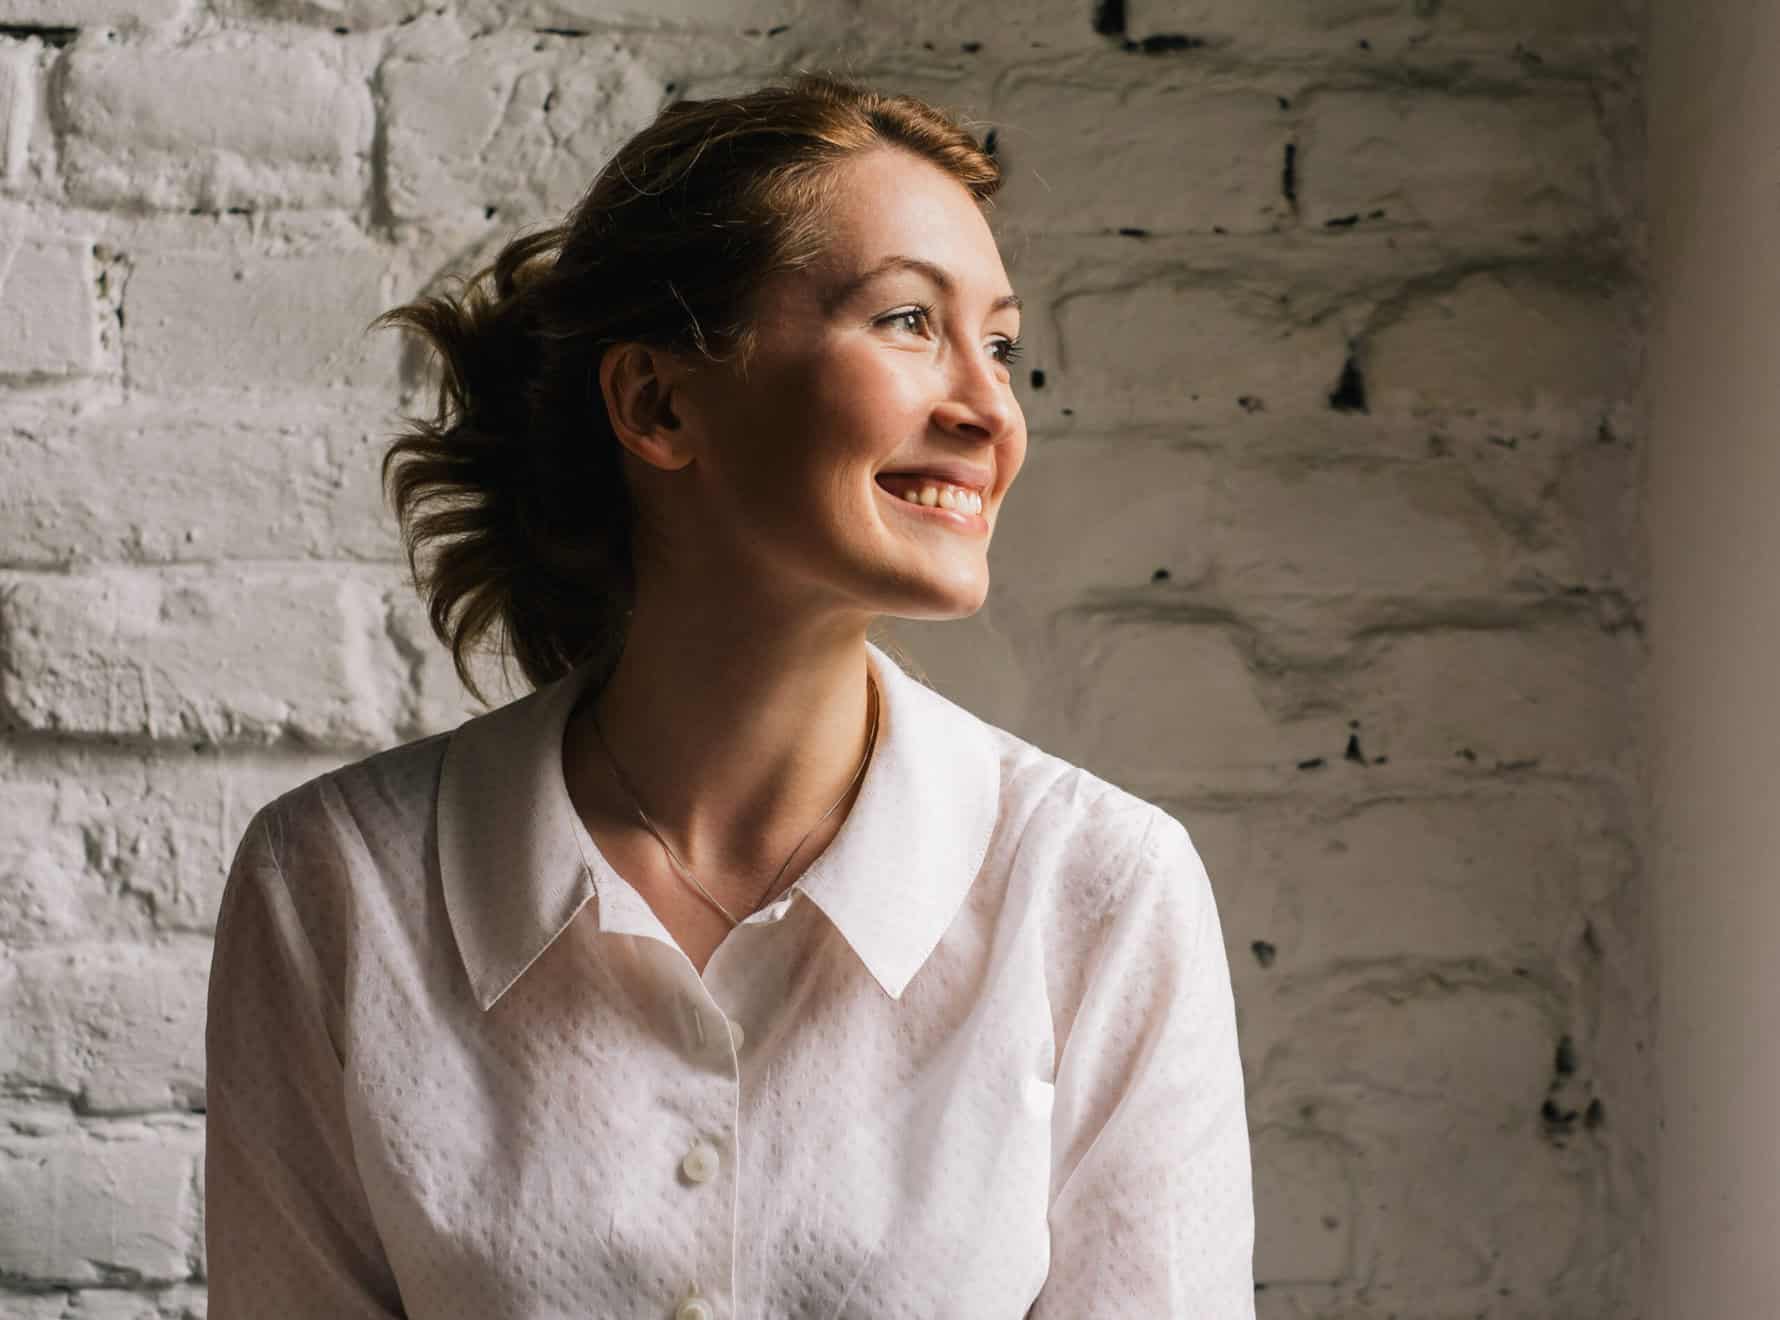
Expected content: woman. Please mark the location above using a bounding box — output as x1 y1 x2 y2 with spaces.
203 72 1255 1319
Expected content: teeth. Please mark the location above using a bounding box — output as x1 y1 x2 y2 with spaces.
899 483 982 514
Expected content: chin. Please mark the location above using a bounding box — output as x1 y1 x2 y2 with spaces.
888 577 991 620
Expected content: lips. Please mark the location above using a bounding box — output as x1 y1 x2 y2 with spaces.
875 462 993 494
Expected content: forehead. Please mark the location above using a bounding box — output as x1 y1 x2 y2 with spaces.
802 147 1011 300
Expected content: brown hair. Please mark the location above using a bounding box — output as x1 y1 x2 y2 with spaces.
371 71 1002 705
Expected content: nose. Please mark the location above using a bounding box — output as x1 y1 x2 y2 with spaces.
930 344 1018 444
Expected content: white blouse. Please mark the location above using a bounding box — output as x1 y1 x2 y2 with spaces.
203 638 1255 1319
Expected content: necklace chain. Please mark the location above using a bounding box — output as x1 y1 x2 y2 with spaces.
587 672 881 928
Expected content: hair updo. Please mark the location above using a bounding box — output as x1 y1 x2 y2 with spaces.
371 71 1003 706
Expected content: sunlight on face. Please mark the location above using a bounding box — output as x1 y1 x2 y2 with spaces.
680 146 1030 624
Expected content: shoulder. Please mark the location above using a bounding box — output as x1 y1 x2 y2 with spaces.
234 729 454 903
969 711 1203 921
219 730 457 999
257 729 451 837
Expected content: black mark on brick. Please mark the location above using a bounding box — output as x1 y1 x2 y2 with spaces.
1554 1035 1577 1076
0 23 78 43
1124 33 1204 52
1328 354 1368 413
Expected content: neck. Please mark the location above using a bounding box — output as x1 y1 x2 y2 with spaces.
564 595 880 894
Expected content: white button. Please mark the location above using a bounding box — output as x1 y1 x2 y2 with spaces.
727 1018 745 1050
676 1297 713 1320
681 1142 719 1184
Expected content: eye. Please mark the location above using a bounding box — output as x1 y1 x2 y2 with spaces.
992 335 1025 367
878 303 935 336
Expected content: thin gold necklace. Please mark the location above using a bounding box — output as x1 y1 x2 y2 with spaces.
587 672 881 928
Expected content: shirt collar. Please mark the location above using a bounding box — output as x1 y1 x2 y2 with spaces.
438 639 1002 1011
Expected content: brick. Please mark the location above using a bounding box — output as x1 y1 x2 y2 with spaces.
454 0 864 38
1431 0 1638 38
0 780 98 946
381 32 664 225
0 235 97 377
1268 982 1603 1294
1251 1128 1353 1283
1214 453 1560 597
108 754 345 931
1030 613 1306 781
995 438 1567 600
1279 980 1558 1112
0 0 188 21
1 941 208 1111
1008 600 1639 786
122 247 398 392
1366 267 1637 421
62 35 372 212
0 748 341 944
0 566 409 747
1257 789 1631 969
1276 984 1567 1138
994 74 1291 235
1125 0 1636 46
1127 0 1397 43
0 403 398 565
0 38 32 188
0 1126 197 1283
1350 613 1642 774
988 440 1219 596
1 1291 203 1320
1299 91 1604 236
215 0 425 25
1050 276 1350 424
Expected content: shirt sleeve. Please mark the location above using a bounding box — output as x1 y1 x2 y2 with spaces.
203 801 408 1319
1030 809 1256 1318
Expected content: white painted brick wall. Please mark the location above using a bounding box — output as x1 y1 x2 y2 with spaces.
0 0 1652 1315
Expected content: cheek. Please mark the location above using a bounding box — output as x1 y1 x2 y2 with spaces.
808 344 928 440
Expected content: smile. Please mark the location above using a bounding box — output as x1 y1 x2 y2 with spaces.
875 478 988 532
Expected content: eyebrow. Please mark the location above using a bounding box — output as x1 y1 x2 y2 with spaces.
827 254 1023 316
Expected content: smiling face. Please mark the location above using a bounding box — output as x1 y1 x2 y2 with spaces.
631 145 1029 626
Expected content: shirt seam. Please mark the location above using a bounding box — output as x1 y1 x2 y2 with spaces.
1044 804 1194 1221
255 798 351 1066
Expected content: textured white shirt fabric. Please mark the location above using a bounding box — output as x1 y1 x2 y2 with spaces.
203 638 1256 1319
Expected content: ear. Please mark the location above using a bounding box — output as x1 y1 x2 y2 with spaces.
598 341 696 473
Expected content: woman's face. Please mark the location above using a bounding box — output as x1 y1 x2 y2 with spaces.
656 146 1028 624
